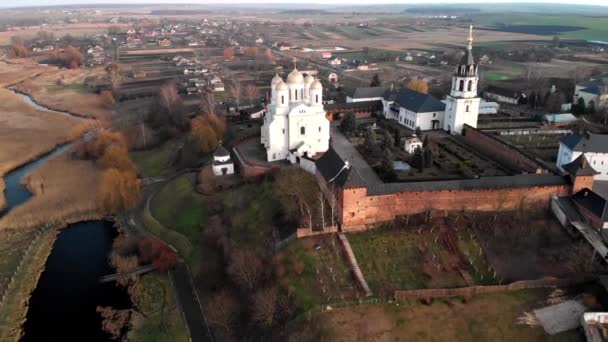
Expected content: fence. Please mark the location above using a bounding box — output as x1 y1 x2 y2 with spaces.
394 276 594 300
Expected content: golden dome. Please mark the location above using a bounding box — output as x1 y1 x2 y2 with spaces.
310 79 322 90
286 68 304 84
271 74 282 86
276 80 288 91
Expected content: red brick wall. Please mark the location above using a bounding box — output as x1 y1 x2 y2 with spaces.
340 184 571 230
462 126 543 174
572 175 595 194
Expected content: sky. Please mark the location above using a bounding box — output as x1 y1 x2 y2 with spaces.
1 0 608 7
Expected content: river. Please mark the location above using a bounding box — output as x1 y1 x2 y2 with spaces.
0 91 130 340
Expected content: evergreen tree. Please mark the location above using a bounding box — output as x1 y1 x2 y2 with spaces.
370 74 381 87
340 112 356 135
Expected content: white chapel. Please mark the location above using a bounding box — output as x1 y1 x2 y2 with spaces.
260 66 330 162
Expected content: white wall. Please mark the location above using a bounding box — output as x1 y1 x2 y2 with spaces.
556 142 608 180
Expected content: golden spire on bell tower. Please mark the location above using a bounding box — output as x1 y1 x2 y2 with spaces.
467 25 474 50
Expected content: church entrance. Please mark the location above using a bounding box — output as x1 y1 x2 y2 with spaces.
447 125 451 133
432 120 439 130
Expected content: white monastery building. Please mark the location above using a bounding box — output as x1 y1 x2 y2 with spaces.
260 66 330 162
381 26 480 135
557 133 608 180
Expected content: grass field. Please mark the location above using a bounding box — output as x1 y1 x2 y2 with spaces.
277 236 359 312
292 289 582 342
473 13 608 41
348 229 467 296
151 174 207 244
126 273 189 342
221 182 281 252
131 140 179 178
484 72 512 81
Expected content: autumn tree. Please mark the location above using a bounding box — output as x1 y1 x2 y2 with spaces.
406 79 429 94
63 45 84 68
190 114 226 153
206 290 240 336
97 306 130 339
137 238 177 272
104 64 124 92
77 129 128 160
223 47 234 61
242 46 259 58
96 144 136 173
227 248 264 290
99 168 140 213
99 90 116 108
9 40 29 58
251 287 278 329
262 47 275 64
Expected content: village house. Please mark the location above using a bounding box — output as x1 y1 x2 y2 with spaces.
347 87 386 103
543 113 578 127
574 73 608 110
483 85 526 105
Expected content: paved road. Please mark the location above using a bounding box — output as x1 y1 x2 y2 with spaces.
121 170 213 342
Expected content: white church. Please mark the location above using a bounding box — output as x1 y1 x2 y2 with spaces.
381 26 481 135
260 66 330 162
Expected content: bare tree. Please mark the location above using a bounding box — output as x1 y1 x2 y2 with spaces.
200 91 217 116
105 64 124 92
227 248 263 290
252 287 278 329
244 83 259 106
228 79 242 109
206 290 239 336
159 82 182 113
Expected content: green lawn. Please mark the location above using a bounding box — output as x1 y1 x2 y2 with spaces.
151 174 207 244
484 72 512 81
131 140 179 178
128 274 189 342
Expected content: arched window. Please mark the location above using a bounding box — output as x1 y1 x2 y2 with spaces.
281 95 284 105
295 90 298 101
466 105 470 112
315 94 319 103
459 80 464 91
300 127 305 135
467 80 473 91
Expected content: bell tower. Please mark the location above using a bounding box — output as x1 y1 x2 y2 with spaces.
443 25 481 135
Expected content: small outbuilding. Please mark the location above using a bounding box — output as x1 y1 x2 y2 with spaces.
212 146 235 176
543 113 578 127
404 134 423 154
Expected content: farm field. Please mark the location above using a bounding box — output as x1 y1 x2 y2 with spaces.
292 289 582 342
0 23 130 45
472 13 608 41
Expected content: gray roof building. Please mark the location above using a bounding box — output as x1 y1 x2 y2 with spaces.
383 88 446 113
560 133 608 153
